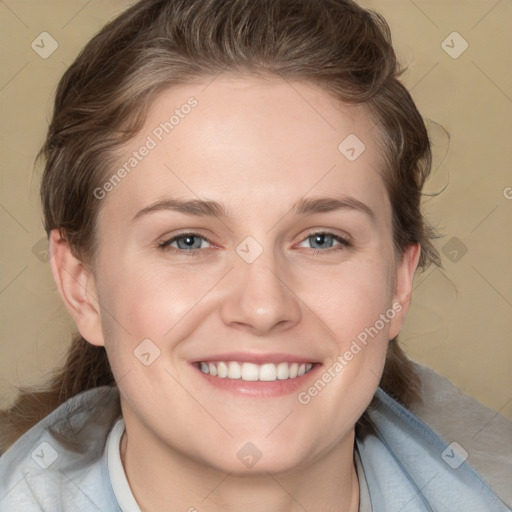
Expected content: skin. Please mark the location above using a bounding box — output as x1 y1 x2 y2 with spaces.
50 74 420 512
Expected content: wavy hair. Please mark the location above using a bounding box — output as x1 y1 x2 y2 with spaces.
0 0 441 453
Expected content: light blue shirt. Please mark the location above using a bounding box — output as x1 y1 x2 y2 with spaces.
0 383 510 511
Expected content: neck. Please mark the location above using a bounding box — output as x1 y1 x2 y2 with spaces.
119 423 360 512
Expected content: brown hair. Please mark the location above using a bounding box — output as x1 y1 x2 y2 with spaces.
0 0 441 453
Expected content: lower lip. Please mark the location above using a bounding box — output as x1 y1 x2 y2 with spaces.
192 363 321 397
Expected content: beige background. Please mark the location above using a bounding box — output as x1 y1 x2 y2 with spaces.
0 1 511 420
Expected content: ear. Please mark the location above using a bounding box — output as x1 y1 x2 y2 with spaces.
48 229 105 347
387 243 421 340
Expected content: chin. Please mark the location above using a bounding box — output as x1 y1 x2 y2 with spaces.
199 437 317 477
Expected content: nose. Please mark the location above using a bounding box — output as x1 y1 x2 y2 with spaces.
219 248 302 336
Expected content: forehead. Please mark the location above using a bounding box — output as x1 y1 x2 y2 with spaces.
99 74 390 228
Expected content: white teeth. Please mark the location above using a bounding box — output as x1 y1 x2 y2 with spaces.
208 363 217 376
259 363 277 381
217 362 228 378
198 361 315 381
241 362 259 381
277 362 289 380
228 361 241 379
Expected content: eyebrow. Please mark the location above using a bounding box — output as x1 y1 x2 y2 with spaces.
132 195 375 222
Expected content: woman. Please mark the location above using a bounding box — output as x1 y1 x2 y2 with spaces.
0 0 510 510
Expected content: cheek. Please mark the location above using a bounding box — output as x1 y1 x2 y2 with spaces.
296 262 392 436
98 245 396 351
98 260 205 334
94 258 229 384
295 257 393 407
298 257 395 341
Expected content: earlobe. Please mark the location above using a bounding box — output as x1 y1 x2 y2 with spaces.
388 243 421 340
48 229 105 347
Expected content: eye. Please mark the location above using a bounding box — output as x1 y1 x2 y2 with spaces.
157 230 351 257
297 231 351 254
158 232 213 255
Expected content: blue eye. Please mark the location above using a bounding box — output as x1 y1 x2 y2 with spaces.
158 231 350 256
298 232 351 253
158 233 212 255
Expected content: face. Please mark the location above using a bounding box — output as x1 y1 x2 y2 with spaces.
57 74 419 475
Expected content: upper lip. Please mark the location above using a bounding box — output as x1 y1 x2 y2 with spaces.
191 352 320 365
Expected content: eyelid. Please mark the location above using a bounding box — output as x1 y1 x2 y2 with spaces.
158 229 352 256
295 230 352 252
157 231 216 253
298 229 352 244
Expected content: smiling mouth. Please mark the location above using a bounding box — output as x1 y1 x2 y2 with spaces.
196 361 315 381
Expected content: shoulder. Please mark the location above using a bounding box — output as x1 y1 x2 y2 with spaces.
0 386 122 511
356 362 512 511
410 362 512 501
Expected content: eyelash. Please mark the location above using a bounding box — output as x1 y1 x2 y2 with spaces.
157 231 351 257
